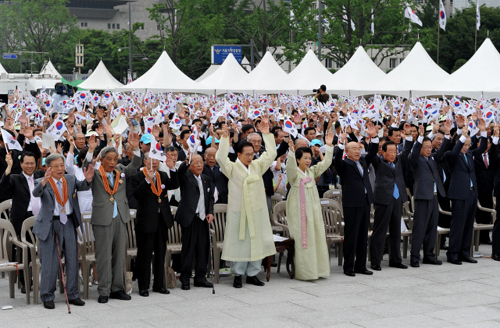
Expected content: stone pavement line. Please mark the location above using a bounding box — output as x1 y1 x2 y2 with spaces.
1 244 500 327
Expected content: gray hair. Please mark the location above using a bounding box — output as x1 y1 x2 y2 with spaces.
45 153 65 167
247 133 262 142
100 146 118 159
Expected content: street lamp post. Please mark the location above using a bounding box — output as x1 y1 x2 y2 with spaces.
128 0 132 77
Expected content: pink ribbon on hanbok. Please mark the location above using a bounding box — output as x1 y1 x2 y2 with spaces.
299 177 312 249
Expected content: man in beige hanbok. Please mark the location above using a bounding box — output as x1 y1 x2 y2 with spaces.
216 117 277 288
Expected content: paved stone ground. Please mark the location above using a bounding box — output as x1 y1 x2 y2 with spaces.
1 244 500 328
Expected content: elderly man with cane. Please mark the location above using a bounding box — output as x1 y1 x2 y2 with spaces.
33 153 94 310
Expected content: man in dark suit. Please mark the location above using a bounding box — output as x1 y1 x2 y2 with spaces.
368 123 414 271
0 151 44 293
436 120 488 264
475 127 498 245
408 125 445 267
175 154 215 290
32 153 94 309
0 126 41 202
203 147 228 204
333 127 376 277
130 152 179 297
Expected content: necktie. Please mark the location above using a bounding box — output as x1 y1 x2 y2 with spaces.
57 181 68 224
28 176 40 216
484 153 489 169
463 154 473 188
196 176 206 220
107 173 118 218
390 163 399 199
355 161 363 176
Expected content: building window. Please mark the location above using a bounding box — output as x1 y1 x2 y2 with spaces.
140 25 144 30
117 23 120 29
325 58 334 69
400 58 404 64
108 23 111 29
112 23 115 29
80 22 87 27
389 58 398 69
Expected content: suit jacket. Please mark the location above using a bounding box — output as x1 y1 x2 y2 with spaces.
131 169 179 233
32 174 91 241
368 138 413 205
437 135 487 200
175 162 214 228
408 139 446 200
202 164 229 204
333 145 375 207
84 154 142 226
476 142 498 196
0 170 45 235
260 140 289 197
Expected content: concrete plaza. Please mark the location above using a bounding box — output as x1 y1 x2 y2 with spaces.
1 244 500 328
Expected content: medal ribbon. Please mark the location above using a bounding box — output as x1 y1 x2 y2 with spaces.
48 177 68 209
142 168 162 197
99 166 119 197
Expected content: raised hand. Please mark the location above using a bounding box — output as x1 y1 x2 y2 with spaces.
152 124 160 140
456 114 465 128
365 122 377 137
442 120 452 135
128 132 140 150
88 135 98 152
478 118 486 132
325 131 334 146
41 167 53 187
221 124 229 138
24 125 34 140
494 124 500 138
145 166 155 182
418 124 425 136
260 115 270 134
341 132 348 144
403 123 411 136
83 164 95 182
288 138 295 152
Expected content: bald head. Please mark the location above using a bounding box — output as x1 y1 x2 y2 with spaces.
189 154 204 176
295 139 308 149
204 147 217 167
345 141 361 161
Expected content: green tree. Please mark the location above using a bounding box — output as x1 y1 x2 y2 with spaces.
0 0 76 73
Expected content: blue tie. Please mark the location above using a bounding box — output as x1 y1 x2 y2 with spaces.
107 173 118 218
390 163 399 199
464 154 473 188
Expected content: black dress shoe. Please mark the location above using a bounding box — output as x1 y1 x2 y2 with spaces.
43 300 55 309
139 289 149 297
410 260 420 268
389 262 408 269
233 275 242 288
109 290 131 301
493 254 500 261
246 275 265 286
370 264 381 271
98 295 108 303
152 287 170 294
354 269 373 275
69 298 85 306
423 257 442 265
447 258 462 265
344 270 355 277
21 285 26 294
459 257 477 263
194 279 213 288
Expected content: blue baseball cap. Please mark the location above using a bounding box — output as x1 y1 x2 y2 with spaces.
206 136 220 146
310 139 322 147
140 134 151 144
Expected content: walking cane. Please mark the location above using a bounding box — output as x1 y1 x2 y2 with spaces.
55 231 71 314
208 227 215 294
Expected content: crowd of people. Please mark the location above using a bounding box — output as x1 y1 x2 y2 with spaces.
1 84 499 309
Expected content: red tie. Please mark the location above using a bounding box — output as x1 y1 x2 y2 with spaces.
484 153 489 169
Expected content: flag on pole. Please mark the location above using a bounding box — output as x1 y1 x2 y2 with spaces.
127 72 132 84
1 129 23 151
404 5 422 27
149 136 166 161
342 6 356 31
476 1 481 31
371 8 375 36
439 0 446 31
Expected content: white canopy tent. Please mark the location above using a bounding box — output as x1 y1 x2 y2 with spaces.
415 38 500 99
196 64 220 82
353 42 449 98
39 60 62 78
231 51 294 94
0 63 7 75
326 46 386 96
116 51 213 94
284 49 333 95
200 53 249 94
79 61 124 91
